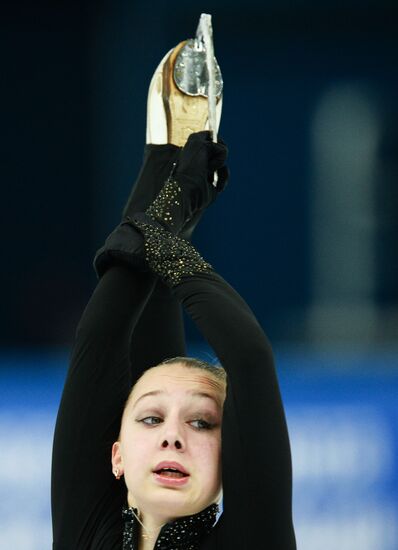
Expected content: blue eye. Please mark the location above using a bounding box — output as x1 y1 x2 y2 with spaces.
137 416 216 430
139 416 162 426
190 419 214 430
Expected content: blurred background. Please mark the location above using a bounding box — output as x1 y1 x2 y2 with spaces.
1 1 398 548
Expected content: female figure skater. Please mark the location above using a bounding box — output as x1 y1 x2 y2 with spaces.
51 40 296 550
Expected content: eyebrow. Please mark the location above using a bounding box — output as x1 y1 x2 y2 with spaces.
133 390 163 407
132 390 220 408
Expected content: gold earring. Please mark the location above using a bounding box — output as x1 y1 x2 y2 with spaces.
114 468 121 480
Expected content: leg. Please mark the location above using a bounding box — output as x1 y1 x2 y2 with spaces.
96 143 187 376
124 145 187 373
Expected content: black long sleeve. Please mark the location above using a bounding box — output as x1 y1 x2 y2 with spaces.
52 265 189 549
173 272 296 549
51 267 155 549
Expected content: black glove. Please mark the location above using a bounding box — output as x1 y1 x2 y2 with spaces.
130 216 213 287
94 131 228 278
145 131 229 236
177 130 229 191
126 131 228 284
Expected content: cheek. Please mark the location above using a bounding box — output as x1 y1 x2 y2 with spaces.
192 434 221 473
195 436 222 497
121 425 153 464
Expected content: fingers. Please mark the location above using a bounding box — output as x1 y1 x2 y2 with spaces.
180 131 229 191
215 165 229 191
207 164 229 190
184 130 212 148
207 141 228 171
185 131 226 150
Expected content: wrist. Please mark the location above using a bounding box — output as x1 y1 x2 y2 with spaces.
130 214 212 287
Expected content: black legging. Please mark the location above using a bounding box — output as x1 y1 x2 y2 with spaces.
51 262 296 549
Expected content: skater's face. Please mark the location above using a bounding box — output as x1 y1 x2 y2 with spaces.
112 363 225 523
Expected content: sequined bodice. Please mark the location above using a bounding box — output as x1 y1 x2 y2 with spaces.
122 503 219 550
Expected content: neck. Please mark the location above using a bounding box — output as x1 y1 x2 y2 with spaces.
138 534 157 550
136 512 165 550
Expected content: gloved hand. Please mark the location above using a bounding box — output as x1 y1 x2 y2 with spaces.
177 130 229 191
144 131 229 236
131 217 213 287
94 131 228 278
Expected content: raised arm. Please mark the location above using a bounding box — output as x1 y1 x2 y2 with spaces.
173 271 296 549
51 267 155 549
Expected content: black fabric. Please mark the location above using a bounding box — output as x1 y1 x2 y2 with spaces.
93 136 228 277
93 221 146 277
173 272 296 549
94 144 180 277
176 131 228 191
122 144 181 218
122 503 219 549
51 263 296 549
150 132 228 235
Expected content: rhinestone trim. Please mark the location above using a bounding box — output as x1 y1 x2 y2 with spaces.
122 503 219 549
133 217 212 286
146 177 183 231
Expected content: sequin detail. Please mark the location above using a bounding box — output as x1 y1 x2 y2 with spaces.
146 177 182 230
133 218 212 287
122 506 138 550
122 503 219 550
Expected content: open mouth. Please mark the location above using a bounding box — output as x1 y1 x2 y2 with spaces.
154 467 189 479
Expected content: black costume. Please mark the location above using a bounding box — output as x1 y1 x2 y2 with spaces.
51 136 296 549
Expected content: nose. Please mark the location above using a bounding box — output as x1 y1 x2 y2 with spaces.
161 439 183 450
159 418 185 451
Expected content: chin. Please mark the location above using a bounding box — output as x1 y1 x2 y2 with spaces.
145 492 208 520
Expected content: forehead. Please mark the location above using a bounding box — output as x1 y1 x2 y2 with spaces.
130 363 224 402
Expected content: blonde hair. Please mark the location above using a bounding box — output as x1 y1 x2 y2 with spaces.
159 356 227 384
122 356 227 422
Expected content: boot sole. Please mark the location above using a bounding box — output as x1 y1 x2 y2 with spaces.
163 40 217 146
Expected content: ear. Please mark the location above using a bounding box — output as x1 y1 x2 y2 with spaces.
111 441 124 476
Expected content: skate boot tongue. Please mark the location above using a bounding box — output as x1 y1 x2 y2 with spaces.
173 38 223 99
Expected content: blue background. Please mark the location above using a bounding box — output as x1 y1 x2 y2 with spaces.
1 350 397 549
